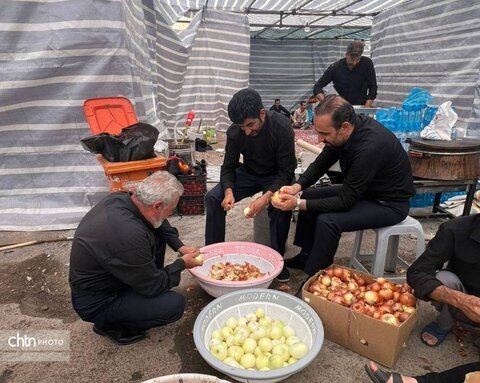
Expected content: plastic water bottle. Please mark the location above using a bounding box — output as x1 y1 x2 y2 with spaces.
451 126 458 140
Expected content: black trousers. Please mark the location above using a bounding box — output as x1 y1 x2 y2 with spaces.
205 166 292 256
294 185 409 276
71 234 185 331
416 362 480 383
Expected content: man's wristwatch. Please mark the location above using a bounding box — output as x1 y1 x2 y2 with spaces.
294 193 302 211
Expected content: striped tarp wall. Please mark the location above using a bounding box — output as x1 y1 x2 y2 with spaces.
370 0 480 137
170 9 250 133
135 5 249 134
468 72 480 138
0 0 133 231
0 1 249 231
250 39 370 112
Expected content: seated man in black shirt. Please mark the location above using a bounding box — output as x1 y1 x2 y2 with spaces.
407 214 480 347
313 40 377 107
272 95 414 277
205 88 297 282
269 98 291 119
69 171 202 345
365 360 480 383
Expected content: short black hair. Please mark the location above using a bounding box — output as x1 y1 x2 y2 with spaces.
315 95 356 129
228 88 264 124
300 101 306 106
346 40 365 58
274 98 280 102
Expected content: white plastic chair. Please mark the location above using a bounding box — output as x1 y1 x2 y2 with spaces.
349 216 425 282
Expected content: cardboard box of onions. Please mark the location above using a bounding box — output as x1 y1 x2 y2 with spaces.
301 265 417 368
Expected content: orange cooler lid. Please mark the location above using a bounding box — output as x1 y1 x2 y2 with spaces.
84 97 138 135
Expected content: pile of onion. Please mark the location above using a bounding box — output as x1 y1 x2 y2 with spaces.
307 266 416 326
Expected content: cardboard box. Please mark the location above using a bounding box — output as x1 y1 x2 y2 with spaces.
302 265 417 368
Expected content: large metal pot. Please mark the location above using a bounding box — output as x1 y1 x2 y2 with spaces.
408 137 480 181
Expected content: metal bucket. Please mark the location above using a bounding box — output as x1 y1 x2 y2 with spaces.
165 139 195 166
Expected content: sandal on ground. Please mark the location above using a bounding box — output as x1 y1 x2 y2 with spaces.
364 364 403 383
421 322 450 347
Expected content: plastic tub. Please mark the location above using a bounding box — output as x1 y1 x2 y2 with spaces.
95 154 167 192
193 289 324 383
165 139 195 166
141 374 230 383
189 242 284 298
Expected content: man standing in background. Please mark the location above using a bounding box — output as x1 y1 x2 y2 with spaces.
313 40 377 107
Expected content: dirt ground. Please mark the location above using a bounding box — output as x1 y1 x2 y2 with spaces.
0 132 478 383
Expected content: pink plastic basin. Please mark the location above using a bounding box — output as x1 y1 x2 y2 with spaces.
188 241 284 297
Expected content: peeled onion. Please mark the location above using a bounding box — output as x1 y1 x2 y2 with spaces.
381 313 400 326
402 305 416 314
320 275 332 287
343 292 356 306
364 291 379 305
347 282 358 291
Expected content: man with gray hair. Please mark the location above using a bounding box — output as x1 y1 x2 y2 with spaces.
69 171 202 345
313 40 377 107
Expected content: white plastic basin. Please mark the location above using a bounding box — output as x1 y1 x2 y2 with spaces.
189 242 284 298
193 288 324 383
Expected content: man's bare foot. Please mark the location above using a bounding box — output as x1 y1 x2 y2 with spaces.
368 361 418 383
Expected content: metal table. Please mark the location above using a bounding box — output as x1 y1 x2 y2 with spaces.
412 178 478 218
353 106 380 117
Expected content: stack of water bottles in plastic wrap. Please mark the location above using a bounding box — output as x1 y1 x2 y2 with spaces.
375 87 437 151
375 88 465 208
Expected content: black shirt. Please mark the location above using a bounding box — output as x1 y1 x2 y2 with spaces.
69 192 185 296
313 57 377 105
297 114 414 214
407 214 480 300
270 104 291 118
221 111 297 193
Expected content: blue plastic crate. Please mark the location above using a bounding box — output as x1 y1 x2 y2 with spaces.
410 192 466 208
